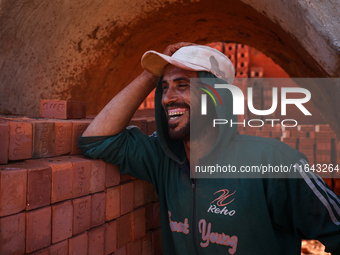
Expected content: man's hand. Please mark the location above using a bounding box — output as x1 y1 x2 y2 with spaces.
82 42 197 137
162 42 198 56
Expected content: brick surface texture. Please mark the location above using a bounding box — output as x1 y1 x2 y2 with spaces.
1 108 339 254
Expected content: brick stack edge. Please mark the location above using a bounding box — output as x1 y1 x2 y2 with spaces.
1 100 339 254
0 100 161 255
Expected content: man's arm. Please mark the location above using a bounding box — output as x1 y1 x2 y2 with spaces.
82 42 195 137
82 70 158 137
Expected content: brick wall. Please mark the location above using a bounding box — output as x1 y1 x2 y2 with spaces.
1 100 339 254
0 101 161 255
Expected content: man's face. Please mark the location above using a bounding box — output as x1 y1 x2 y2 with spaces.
161 64 199 140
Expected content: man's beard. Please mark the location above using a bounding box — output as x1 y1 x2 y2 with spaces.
168 117 190 140
164 102 190 140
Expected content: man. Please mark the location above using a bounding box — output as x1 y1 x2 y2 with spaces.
79 43 340 254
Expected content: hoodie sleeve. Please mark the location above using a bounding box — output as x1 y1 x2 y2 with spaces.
264 166 340 254
78 127 163 185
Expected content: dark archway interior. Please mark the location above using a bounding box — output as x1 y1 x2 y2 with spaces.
67 0 327 115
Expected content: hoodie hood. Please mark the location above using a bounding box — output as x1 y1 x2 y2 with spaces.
154 71 237 165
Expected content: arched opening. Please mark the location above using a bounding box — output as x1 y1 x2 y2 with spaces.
0 0 339 135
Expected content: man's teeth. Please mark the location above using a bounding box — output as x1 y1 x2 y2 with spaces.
168 111 187 120
168 111 186 116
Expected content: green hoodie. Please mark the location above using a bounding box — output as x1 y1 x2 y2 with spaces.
79 73 340 255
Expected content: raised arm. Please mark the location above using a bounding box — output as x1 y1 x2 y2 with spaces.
82 70 158 137
82 42 195 137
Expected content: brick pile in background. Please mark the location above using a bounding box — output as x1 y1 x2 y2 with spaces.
238 124 340 193
0 100 161 255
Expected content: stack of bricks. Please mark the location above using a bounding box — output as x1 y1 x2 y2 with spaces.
250 66 264 78
235 45 249 78
139 89 155 110
298 125 316 166
0 100 162 255
205 42 236 67
238 123 340 194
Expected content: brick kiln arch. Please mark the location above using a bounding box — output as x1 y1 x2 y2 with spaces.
0 0 339 136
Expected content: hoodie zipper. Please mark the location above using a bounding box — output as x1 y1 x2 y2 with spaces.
192 177 199 255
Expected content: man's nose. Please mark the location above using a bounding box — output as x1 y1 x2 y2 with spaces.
163 86 179 105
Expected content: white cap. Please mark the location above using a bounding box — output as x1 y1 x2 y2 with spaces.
141 45 235 84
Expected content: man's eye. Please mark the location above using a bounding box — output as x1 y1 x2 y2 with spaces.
179 84 188 88
162 86 169 90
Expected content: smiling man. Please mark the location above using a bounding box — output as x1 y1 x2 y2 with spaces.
79 43 340 255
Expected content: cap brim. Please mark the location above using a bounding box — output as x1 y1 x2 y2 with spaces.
141 50 209 77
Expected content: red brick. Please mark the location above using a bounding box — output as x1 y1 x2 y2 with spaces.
117 213 132 248
290 130 307 138
26 206 52 253
0 212 25 255
282 126 298 131
270 131 282 139
298 124 315 132
40 100 86 119
52 200 73 243
0 122 9 164
315 131 336 139
70 121 90 155
315 124 333 132
91 192 106 228
88 226 105 255
151 228 162 255
90 159 106 193
19 161 52 211
69 231 88 255
114 245 127 255
134 180 145 209
308 131 315 139
316 140 332 151
36 158 73 204
69 156 91 198
145 202 160 231
255 130 270 137
32 121 55 158
8 121 33 160
281 137 297 143
245 125 261 131
315 151 332 164
73 196 91 235
132 207 146 241
106 163 120 188
261 124 281 132
120 174 132 183
244 131 255 136
141 231 152 255
121 182 134 215
54 121 72 156
144 181 155 204
105 186 121 221
299 137 315 144
298 143 314 150
105 220 117 255
49 239 68 255
0 166 27 217
127 239 142 255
